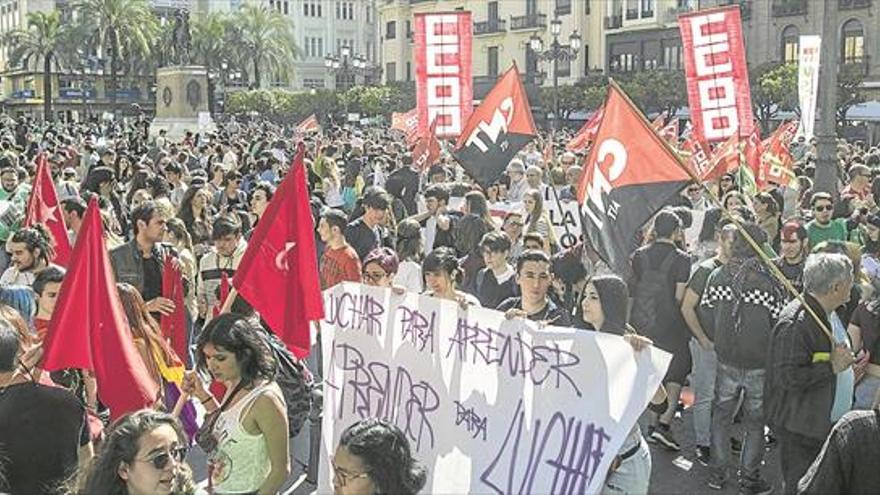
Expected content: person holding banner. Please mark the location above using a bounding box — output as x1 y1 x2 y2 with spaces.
331 418 426 495
422 247 480 307
580 274 666 495
498 250 571 326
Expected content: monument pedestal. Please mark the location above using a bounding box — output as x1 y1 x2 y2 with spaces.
150 65 215 140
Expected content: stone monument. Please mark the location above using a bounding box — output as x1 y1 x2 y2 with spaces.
149 10 216 139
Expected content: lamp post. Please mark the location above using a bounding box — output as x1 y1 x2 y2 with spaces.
529 18 581 130
325 46 374 118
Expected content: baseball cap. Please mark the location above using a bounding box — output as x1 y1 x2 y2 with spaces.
781 221 806 242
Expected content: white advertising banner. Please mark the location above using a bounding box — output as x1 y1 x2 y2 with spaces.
319 283 671 494
798 35 822 141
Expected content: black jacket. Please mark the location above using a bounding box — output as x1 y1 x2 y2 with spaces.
765 294 839 441
109 239 178 296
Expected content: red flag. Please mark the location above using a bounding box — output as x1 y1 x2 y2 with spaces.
295 114 320 134
453 63 537 187
659 119 680 145
681 134 712 179
412 118 441 171
25 153 71 266
577 82 691 276
392 108 420 144
703 133 742 181
761 120 799 187
744 126 765 189
233 143 323 357
160 255 188 365
566 105 604 153
41 198 159 419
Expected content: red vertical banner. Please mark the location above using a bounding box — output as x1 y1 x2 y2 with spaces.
414 11 473 140
678 6 753 144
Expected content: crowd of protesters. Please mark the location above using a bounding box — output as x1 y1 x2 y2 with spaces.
0 112 879 494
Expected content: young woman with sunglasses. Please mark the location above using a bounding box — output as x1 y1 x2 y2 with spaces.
331 418 426 495
74 410 195 495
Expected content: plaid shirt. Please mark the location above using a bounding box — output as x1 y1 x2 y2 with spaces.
798 410 880 495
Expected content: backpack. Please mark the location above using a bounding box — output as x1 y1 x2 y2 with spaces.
256 327 314 438
630 250 678 333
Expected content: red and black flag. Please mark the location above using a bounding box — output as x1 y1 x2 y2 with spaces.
453 64 537 187
577 82 691 276
412 117 441 171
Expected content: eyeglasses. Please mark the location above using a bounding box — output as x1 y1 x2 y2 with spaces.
505 221 524 228
332 458 370 487
363 271 387 282
814 204 833 212
137 446 187 470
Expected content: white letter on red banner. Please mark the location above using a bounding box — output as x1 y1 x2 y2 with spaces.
414 11 473 139
679 6 753 144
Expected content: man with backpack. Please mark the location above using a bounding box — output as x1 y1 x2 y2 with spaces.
629 209 693 451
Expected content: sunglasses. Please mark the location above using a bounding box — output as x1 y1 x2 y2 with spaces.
139 446 187 470
814 204 833 212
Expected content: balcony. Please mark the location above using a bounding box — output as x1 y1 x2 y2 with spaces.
605 14 623 29
555 0 572 16
720 0 752 21
409 0 433 4
510 13 547 30
474 19 506 35
771 0 807 17
668 5 695 16
626 7 639 19
839 0 871 9
841 55 871 76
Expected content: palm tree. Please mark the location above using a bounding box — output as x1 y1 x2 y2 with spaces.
4 11 70 121
235 5 298 88
73 0 158 118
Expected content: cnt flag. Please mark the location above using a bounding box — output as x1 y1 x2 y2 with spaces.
577 82 691 276
412 117 441 171
41 197 159 419
566 105 604 153
453 64 537 187
295 114 321 134
233 143 323 358
25 153 72 266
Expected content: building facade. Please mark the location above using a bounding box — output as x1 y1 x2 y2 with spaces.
378 0 604 98
605 0 879 93
197 0 379 90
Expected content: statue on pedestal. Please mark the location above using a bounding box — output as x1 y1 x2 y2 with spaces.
171 9 191 66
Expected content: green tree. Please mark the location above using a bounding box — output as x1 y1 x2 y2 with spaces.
581 74 608 111
539 84 586 122
385 81 416 112
73 0 159 117
750 62 798 134
4 11 71 120
235 5 298 88
619 70 686 124
837 63 866 127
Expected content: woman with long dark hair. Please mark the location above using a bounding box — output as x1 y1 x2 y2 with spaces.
74 410 195 495
580 275 666 495
422 247 480 306
182 313 290 494
394 219 424 293
332 418 427 495
176 187 214 256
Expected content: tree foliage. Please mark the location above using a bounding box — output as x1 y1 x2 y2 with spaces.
750 62 798 134
837 63 866 126
618 70 687 124
539 84 586 120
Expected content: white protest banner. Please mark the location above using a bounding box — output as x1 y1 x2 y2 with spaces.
542 187 584 249
320 283 671 494
797 35 821 141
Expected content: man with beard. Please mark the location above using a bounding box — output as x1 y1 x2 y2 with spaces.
0 165 31 273
0 226 56 287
